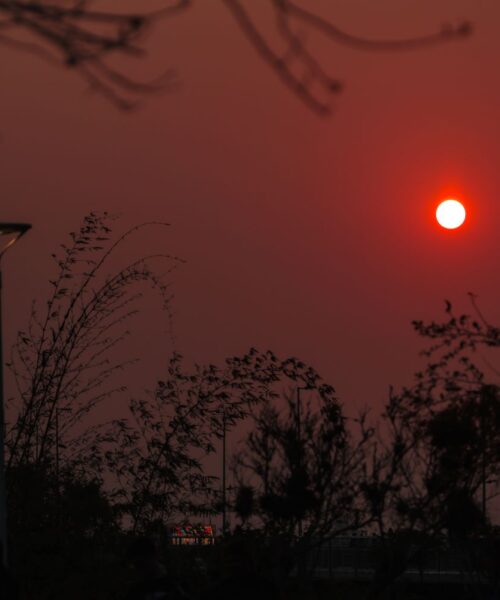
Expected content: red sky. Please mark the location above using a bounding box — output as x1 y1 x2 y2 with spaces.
1 0 500 497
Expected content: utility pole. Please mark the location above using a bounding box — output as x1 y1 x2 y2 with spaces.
481 386 487 519
55 408 60 493
0 223 31 567
222 408 227 536
296 386 309 538
0 272 5 566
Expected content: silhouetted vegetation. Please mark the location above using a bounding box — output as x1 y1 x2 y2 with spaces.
104 349 346 533
0 1 472 112
356 299 500 598
3 216 500 599
230 386 372 585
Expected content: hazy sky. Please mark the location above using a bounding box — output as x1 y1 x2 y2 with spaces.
1 0 499 425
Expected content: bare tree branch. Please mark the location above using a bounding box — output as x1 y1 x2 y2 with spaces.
0 0 190 108
1 0 473 110
224 0 472 115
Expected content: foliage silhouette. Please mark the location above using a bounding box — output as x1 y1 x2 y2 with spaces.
230 382 374 590
233 388 370 539
5 222 500 600
0 0 472 112
5 213 177 598
6 212 177 476
105 348 361 533
361 299 500 598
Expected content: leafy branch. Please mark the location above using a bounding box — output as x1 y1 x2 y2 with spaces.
6 213 180 478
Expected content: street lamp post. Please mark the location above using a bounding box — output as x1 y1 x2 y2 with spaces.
296 386 309 538
0 223 31 566
222 409 227 536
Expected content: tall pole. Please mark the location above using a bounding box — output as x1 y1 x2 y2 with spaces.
297 387 302 445
0 268 7 566
297 386 304 538
222 409 227 536
55 407 60 496
0 223 31 568
481 398 486 519
480 385 490 519
55 407 62 537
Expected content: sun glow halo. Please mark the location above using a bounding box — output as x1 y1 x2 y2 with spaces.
436 199 466 230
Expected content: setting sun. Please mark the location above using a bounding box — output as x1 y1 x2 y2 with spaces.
436 199 466 229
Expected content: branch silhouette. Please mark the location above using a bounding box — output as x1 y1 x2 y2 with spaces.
224 0 472 115
1 0 472 112
0 0 190 108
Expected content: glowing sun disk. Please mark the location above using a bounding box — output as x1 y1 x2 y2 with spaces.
436 199 466 229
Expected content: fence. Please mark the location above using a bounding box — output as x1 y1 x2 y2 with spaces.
303 538 482 583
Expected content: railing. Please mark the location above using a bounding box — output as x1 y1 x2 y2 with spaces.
302 538 476 583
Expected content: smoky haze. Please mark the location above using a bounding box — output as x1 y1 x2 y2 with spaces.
1 0 499 494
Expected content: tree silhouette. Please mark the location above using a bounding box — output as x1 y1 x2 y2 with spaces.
413 294 500 374
0 0 189 108
224 0 471 115
6 213 177 476
6 224 500 600
4 213 178 597
0 0 472 111
361 300 500 598
104 348 359 534
233 390 370 538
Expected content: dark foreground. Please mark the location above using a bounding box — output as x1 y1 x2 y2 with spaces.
2 533 500 600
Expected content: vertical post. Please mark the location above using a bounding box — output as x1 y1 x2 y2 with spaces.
297 386 303 538
222 409 227 536
328 538 332 579
0 223 31 567
35 417 38 462
0 268 7 567
55 407 61 538
480 386 488 519
354 543 359 580
297 386 302 444
55 407 60 494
